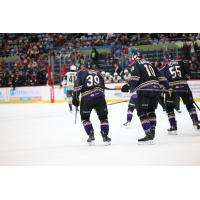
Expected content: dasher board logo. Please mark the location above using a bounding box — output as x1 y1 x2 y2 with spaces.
9 88 15 96
0 90 5 100
9 88 40 96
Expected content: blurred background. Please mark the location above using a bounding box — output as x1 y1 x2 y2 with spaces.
0 33 200 87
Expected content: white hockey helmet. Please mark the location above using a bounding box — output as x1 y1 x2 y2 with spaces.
114 72 118 76
70 65 76 71
124 69 128 74
101 71 105 76
105 72 110 77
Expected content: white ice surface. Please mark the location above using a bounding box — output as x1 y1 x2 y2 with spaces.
0 102 200 165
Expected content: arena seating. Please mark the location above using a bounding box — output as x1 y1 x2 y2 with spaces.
0 33 200 87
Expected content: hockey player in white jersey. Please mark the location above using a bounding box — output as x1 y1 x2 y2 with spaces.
123 69 131 82
101 71 106 79
112 72 122 83
61 65 77 112
104 72 113 83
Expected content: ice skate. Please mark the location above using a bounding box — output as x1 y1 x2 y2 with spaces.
167 125 177 135
138 130 155 145
101 131 111 145
193 121 200 130
123 121 131 127
175 109 182 113
102 136 111 146
87 133 95 146
100 133 111 146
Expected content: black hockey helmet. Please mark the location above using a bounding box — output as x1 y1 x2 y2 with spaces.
165 53 174 61
131 49 143 61
84 61 91 69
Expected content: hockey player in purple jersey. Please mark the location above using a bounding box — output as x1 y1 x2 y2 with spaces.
160 56 200 134
122 50 169 144
72 64 111 145
123 91 137 127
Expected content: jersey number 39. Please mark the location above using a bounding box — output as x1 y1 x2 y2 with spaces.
86 75 100 87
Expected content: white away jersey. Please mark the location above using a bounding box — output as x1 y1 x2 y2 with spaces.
61 71 77 90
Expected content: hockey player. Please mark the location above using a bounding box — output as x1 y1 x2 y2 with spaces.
174 96 182 113
160 58 200 134
101 71 106 79
104 72 113 83
158 90 166 111
112 72 122 83
123 91 137 127
123 69 131 82
61 65 77 112
72 65 111 145
123 68 137 127
121 51 169 144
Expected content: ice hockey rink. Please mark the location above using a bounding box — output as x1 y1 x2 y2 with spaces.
0 102 200 166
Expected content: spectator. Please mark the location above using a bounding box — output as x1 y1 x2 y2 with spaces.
1 33 200 87
123 69 131 82
90 47 99 66
112 72 122 83
182 41 191 60
113 63 122 76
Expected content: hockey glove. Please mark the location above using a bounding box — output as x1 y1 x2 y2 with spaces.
121 84 130 93
72 98 80 107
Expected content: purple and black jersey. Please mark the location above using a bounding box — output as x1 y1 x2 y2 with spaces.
74 69 105 100
160 60 190 90
129 59 169 91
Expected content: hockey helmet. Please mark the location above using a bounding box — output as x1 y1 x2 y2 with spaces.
114 72 118 76
131 49 143 61
101 71 106 76
124 69 129 74
70 65 76 71
105 72 110 77
165 53 174 61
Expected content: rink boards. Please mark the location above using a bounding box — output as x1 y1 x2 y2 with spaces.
0 81 200 103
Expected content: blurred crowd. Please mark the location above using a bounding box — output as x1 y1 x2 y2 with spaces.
0 62 47 88
0 33 67 88
0 33 200 88
62 33 200 48
0 33 66 57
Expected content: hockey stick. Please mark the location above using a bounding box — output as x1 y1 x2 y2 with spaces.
136 88 189 93
74 107 78 124
108 100 128 106
104 86 120 91
105 85 190 93
193 101 200 111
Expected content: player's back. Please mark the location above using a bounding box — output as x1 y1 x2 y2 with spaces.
131 59 160 90
160 60 190 89
75 69 105 100
65 71 77 89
